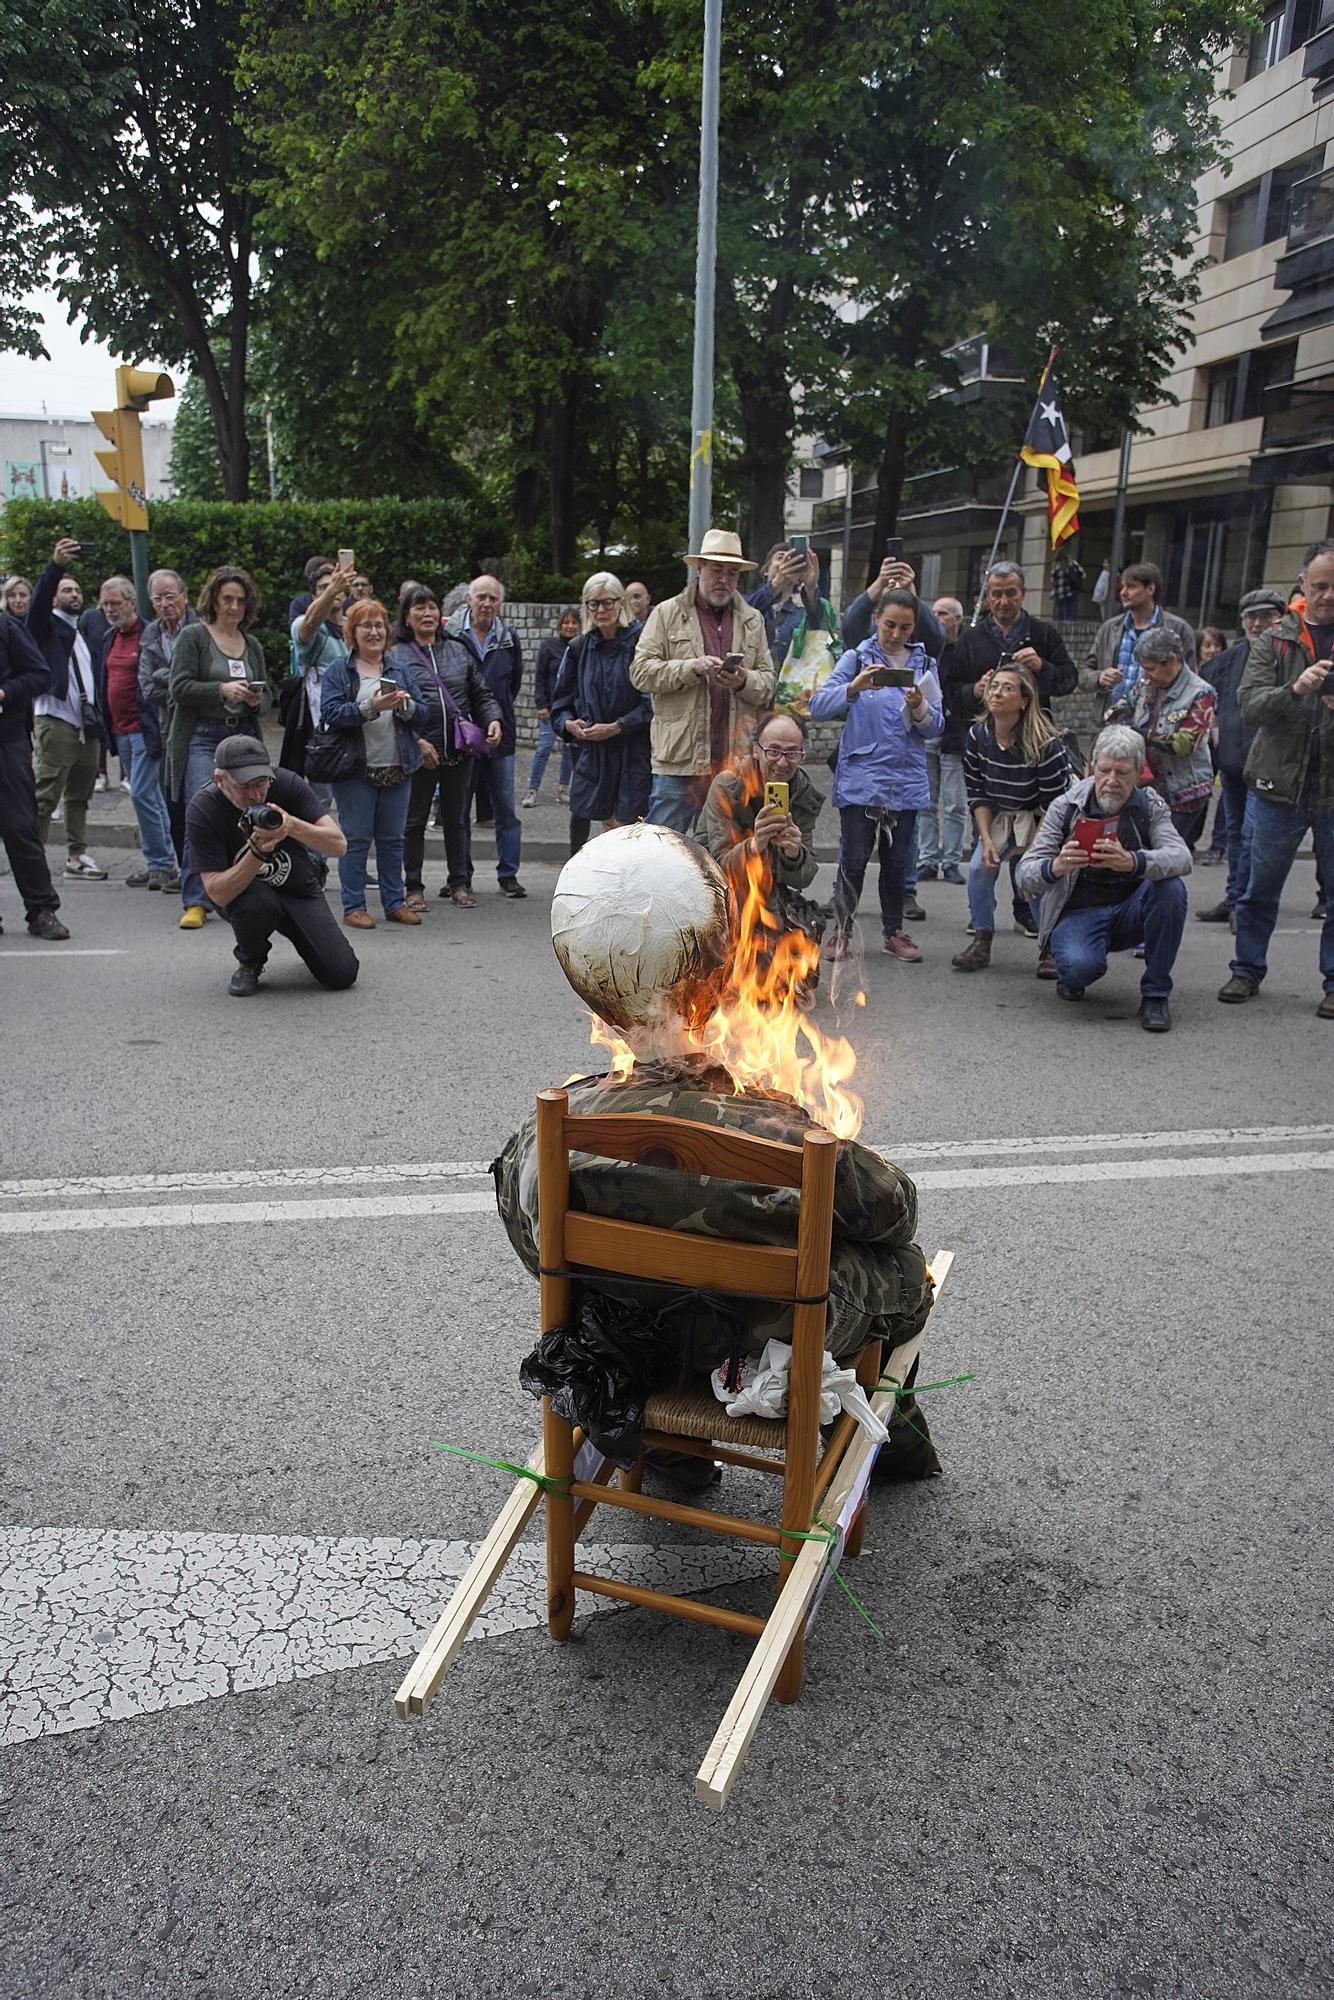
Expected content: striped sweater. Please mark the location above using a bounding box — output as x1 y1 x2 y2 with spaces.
962 721 1071 814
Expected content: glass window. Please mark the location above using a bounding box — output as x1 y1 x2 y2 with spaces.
798 467 824 499
1242 343 1298 420
1223 184 1263 259
1204 361 1241 429
1245 4 1285 76
1264 150 1328 241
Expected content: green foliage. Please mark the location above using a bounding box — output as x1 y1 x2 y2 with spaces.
0 0 259 498
1 493 508 680
169 371 274 502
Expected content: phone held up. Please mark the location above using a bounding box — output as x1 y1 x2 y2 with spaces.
338 548 355 573
764 779 790 814
871 665 916 689
884 537 905 563
1073 814 1119 856
788 535 808 560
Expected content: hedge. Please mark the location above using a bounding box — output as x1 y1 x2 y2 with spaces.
1 494 510 679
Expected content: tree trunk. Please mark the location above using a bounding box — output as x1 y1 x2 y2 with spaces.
548 375 582 576
512 396 546 538
739 397 792 561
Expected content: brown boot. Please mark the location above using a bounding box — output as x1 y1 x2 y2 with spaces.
951 930 992 971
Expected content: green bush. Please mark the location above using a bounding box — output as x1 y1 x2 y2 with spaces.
1 494 510 679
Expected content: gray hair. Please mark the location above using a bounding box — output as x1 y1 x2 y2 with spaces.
469 573 504 603
1134 627 1183 668
580 570 629 634
986 561 1026 590
100 574 136 601
1092 724 1146 767
148 568 184 591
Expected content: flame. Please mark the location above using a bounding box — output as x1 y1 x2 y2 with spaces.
585 809 864 1140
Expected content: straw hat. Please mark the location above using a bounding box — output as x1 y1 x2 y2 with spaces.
683 528 755 569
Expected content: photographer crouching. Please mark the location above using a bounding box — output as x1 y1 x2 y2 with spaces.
185 735 357 997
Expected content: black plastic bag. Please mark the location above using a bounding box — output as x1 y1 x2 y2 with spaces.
519 1287 746 1469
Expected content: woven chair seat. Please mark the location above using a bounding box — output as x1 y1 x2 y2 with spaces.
643 1383 788 1452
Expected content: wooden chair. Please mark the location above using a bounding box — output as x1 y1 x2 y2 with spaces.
396 1087 953 1807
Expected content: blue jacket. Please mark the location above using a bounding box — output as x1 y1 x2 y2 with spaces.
809 639 942 811
319 654 428 777
442 608 523 758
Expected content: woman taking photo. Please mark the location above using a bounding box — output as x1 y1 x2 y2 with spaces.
952 663 1070 973
320 598 428 929
388 586 500 910
167 566 271 931
810 588 942 962
550 572 651 853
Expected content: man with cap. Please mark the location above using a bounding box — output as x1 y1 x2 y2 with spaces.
1219 539 1334 1018
184 735 356 997
630 529 774 834
1195 588 1286 930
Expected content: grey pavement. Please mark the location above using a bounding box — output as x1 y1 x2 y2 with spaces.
1 845 1331 1999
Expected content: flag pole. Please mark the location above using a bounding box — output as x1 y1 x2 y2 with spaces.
970 344 1060 626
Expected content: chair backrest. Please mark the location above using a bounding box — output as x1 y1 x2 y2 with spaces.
533 1089 839 1325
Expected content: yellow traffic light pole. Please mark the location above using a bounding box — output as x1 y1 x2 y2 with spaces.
92 366 175 617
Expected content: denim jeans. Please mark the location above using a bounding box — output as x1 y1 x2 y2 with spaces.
646 773 708 835
1231 794 1334 994
832 807 916 941
918 748 967 871
1050 876 1189 998
118 731 175 873
484 753 521 880
179 722 232 909
332 774 411 914
1218 770 1252 910
526 720 572 795
967 837 1040 934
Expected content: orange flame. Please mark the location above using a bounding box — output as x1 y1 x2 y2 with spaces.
585 817 864 1140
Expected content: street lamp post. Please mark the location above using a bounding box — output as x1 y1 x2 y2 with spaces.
687 0 722 560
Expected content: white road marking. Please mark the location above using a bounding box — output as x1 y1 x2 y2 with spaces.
2 1143 1332 1235
3 1121 1330 1203
0 1526 773 1745
0 949 128 959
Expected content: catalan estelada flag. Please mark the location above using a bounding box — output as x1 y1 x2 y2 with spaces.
1020 369 1080 547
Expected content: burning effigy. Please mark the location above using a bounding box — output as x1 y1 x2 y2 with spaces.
492 823 939 1471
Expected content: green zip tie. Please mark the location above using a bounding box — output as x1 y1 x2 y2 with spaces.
778 1519 886 1641
876 1370 977 1397
431 1441 573 1498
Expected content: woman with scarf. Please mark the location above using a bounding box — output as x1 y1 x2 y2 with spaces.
1130 625 1217 851
951 663 1071 973
550 571 650 853
810 589 942 962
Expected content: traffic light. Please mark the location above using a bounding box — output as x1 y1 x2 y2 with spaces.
92 366 175 533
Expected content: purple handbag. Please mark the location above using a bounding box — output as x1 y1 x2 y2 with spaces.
411 643 487 758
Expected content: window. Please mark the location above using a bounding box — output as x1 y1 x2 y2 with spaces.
1201 344 1298 429
1220 148 1327 258
1246 3 1285 75
1245 0 1334 75
797 467 824 499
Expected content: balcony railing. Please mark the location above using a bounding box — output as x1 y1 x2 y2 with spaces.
1259 370 1334 449
1287 166 1334 251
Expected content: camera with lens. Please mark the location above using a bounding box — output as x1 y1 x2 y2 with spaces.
244 803 284 832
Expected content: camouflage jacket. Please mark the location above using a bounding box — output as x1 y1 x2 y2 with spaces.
491 1061 932 1363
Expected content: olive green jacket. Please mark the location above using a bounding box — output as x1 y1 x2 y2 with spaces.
702 759 824 897
1239 612 1334 812
165 623 272 799
492 1062 933 1364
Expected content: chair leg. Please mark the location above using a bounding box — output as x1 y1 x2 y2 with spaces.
543 1399 576 1639
618 1455 644 1494
845 1337 881 1561
845 1499 869 1560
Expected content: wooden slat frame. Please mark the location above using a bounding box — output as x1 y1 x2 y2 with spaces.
563 1210 797 1299
565 1112 807 1188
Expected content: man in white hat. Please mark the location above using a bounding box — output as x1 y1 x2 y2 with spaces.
630 528 775 833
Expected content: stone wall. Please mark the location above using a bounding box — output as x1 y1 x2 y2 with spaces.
505 604 1108 755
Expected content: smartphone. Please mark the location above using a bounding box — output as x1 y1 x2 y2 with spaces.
76 541 97 561
872 665 916 689
884 537 905 562
719 652 745 674
1074 815 1119 856
377 676 398 695
338 548 355 572
789 535 808 559
764 779 790 813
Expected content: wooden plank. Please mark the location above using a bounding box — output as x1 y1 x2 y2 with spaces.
694 1246 956 1808
564 1210 797 1298
639 1432 786 1477
393 1445 546 1719
538 1090 577 1640
571 1571 766 1638
567 1478 783 1546
564 1113 806 1188
776 1128 839 1703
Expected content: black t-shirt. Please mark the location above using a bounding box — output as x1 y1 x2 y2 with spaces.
185 767 329 897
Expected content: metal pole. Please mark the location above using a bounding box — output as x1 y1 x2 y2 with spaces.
128 530 151 620
687 0 722 562
840 455 854 607
1108 428 1133 590
265 405 278 501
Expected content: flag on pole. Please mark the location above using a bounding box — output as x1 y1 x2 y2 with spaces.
1020 369 1080 547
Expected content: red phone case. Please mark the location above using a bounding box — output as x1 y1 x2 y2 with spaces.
1074 815 1118 855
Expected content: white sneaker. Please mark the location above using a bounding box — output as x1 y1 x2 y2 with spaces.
521 789 539 808
64 852 108 880
94 773 109 792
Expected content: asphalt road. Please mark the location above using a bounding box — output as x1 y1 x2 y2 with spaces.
2 842 1331 2000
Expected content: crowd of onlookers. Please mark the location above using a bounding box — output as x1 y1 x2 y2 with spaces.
0 529 1329 1026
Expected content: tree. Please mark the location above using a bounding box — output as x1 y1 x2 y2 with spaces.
0 0 259 500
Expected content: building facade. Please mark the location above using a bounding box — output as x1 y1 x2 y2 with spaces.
0 412 173 513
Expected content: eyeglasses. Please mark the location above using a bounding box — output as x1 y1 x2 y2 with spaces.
761 742 804 763
586 596 622 611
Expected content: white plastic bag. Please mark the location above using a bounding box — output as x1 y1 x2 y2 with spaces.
710 1338 888 1443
